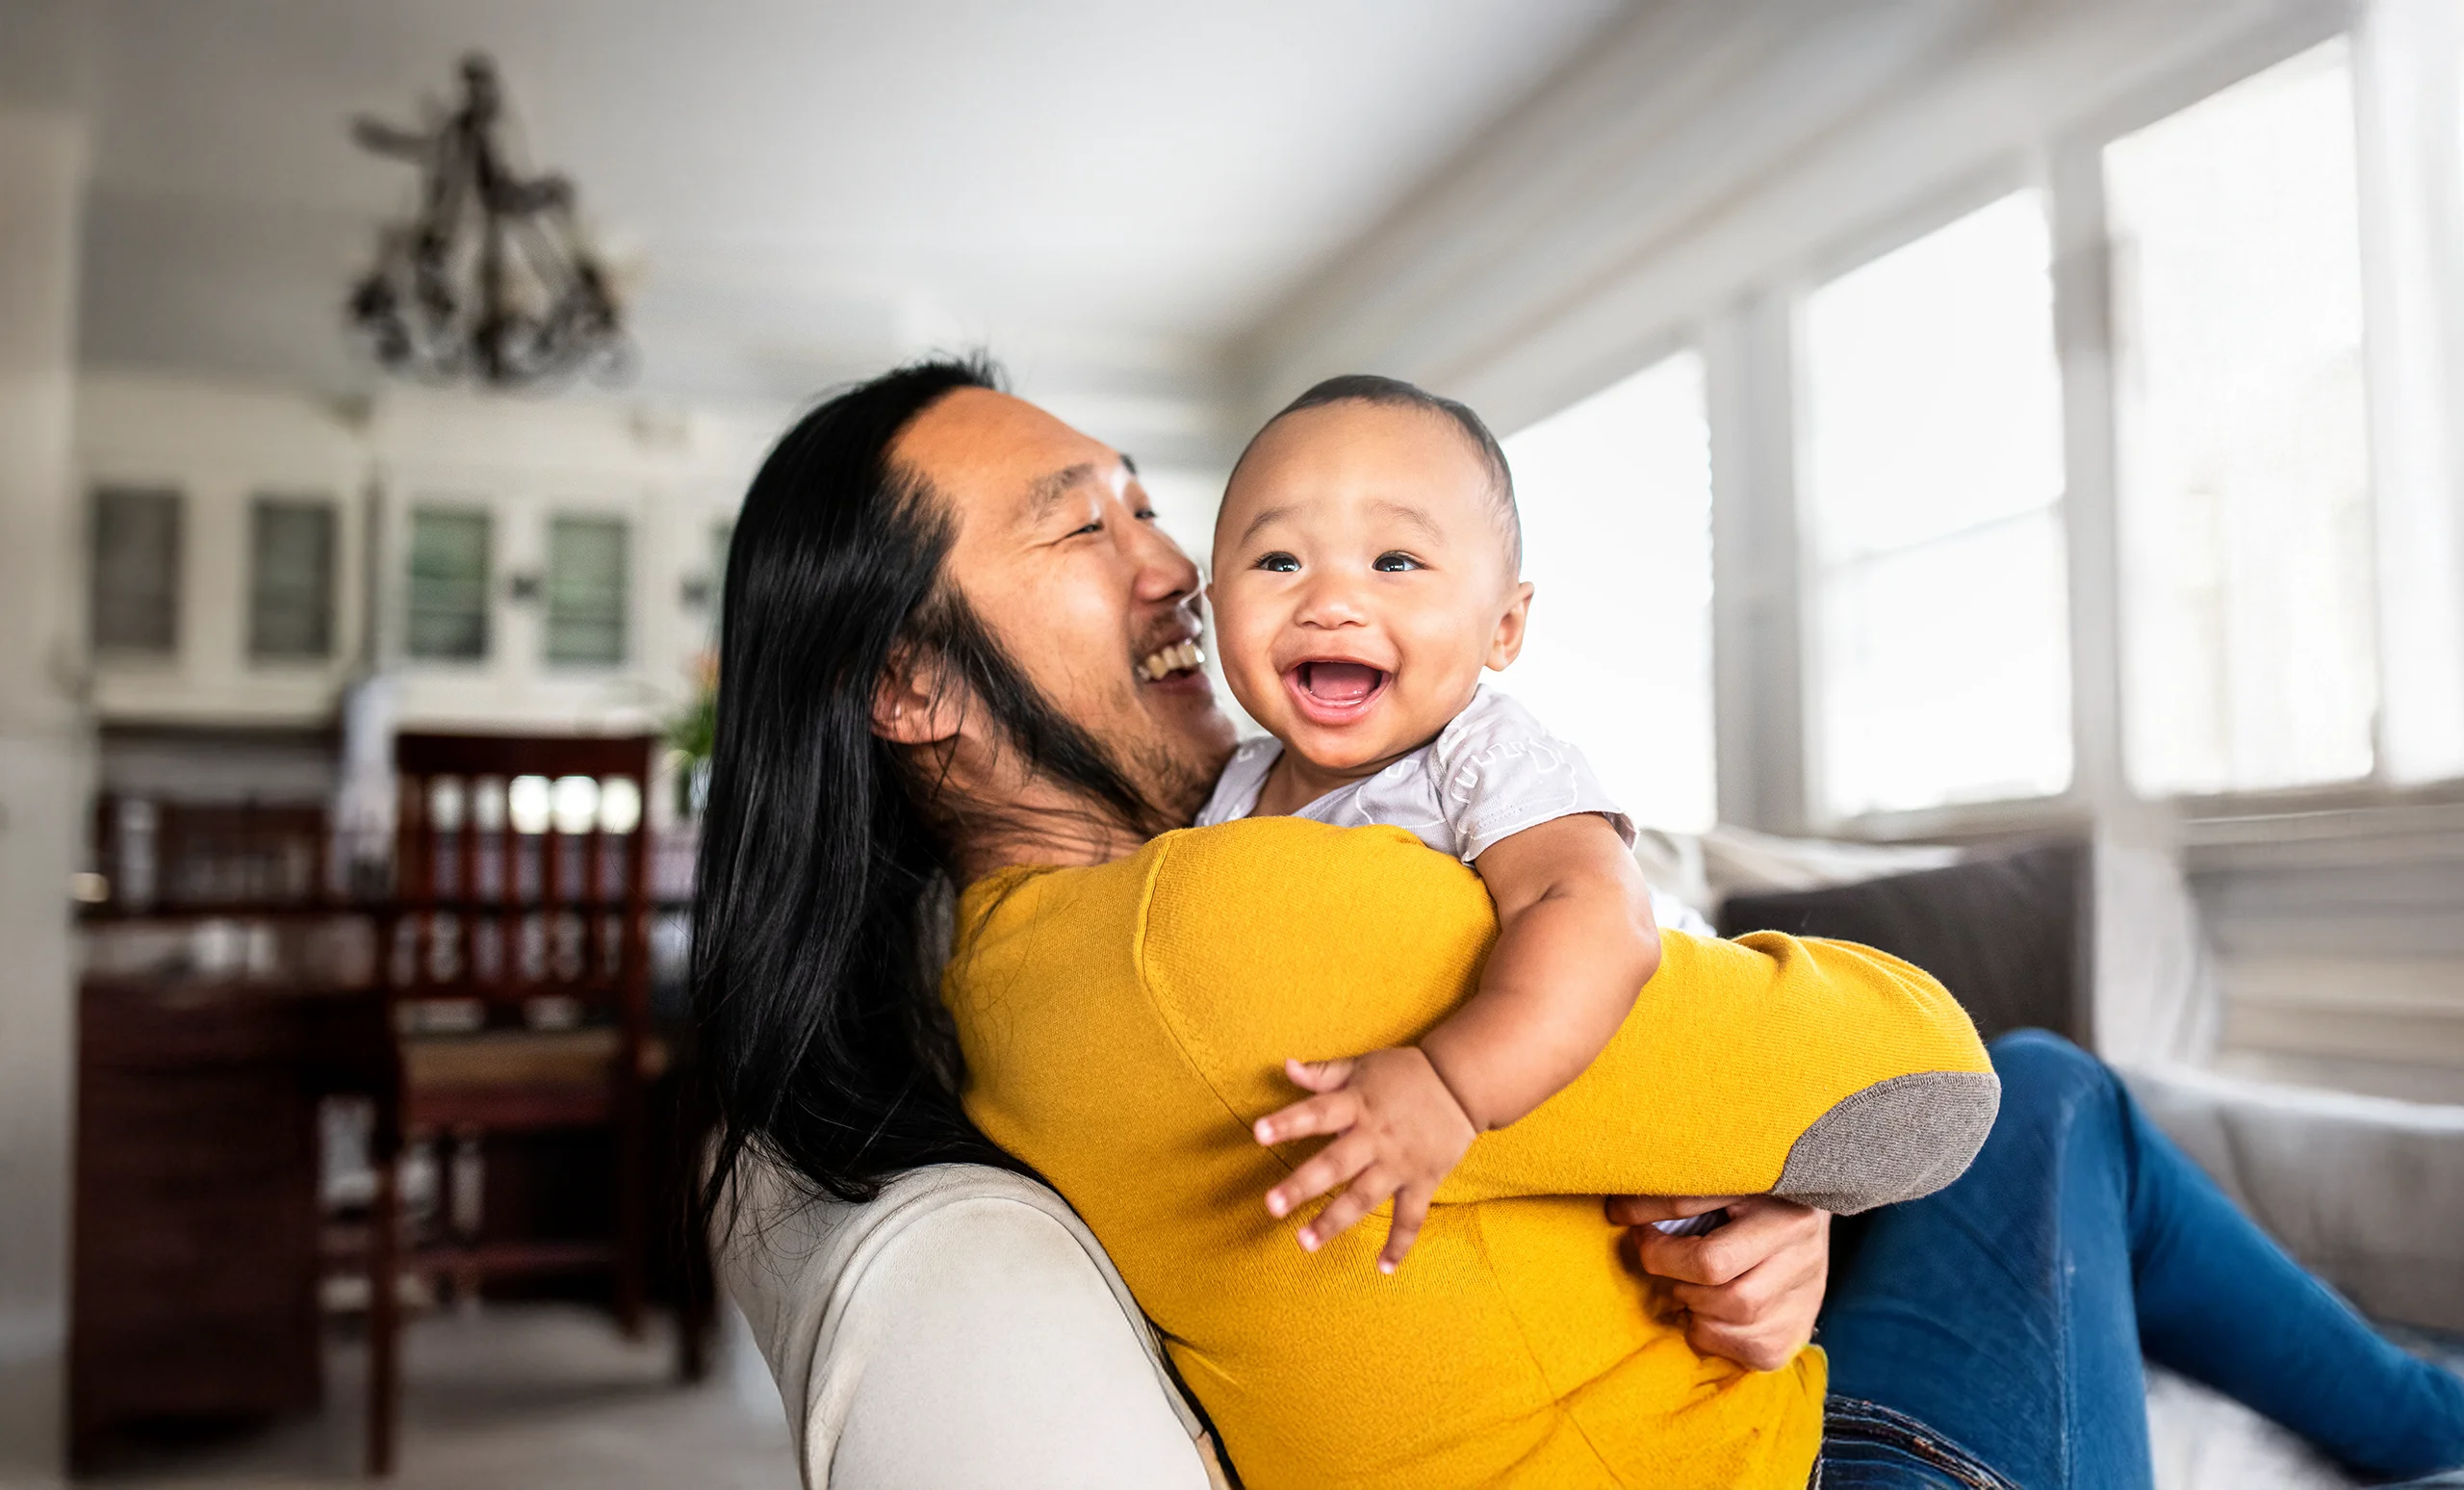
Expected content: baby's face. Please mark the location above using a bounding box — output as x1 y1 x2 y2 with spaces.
1210 400 1532 775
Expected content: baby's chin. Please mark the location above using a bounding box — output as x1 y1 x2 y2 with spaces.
1270 710 1431 776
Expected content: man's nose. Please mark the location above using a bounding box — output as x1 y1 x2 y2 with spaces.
1126 516 1201 605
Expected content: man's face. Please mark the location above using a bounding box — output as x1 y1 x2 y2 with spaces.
890 387 1236 822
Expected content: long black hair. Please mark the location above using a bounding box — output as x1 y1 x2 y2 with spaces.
691 355 1168 1220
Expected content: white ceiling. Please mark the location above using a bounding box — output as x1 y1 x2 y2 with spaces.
48 0 1629 450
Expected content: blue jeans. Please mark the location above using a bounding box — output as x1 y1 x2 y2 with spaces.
1814 1030 2464 1488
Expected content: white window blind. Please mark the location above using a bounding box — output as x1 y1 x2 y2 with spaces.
2108 40 2377 796
1801 192 2072 817
1501 349 1717 834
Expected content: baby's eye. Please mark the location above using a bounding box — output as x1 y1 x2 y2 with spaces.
1255 552 1300 573
1373 552 1423 573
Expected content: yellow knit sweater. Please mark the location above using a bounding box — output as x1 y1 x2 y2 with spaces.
946 818 1990 1490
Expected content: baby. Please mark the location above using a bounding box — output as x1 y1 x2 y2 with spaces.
1200 373 1692 1273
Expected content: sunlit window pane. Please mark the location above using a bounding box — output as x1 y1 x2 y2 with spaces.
2107 41 2375 796
1818 511 2073 815
1502 350 1716 833
1802 192 2071 815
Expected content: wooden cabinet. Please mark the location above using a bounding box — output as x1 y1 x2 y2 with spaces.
68 979 383 1473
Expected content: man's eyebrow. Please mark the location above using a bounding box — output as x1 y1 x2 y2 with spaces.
1369 499 1445 541
1026 462 1099 522
1237 503 1295 547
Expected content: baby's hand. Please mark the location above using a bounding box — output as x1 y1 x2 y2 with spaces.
1252 1048 1476 1273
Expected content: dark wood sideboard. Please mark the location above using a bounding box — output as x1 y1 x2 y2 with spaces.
68 978 388 1474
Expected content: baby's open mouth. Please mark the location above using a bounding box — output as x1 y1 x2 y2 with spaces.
1284 659 1390 724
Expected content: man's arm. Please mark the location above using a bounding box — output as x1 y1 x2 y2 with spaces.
720 1163 1218 1490
1443 928 1998 1209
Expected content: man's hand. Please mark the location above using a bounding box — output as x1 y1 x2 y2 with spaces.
1254 1049 1476 1272
1605 1195 1830 1372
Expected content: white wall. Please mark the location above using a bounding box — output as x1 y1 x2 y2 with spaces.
0 103 89 1480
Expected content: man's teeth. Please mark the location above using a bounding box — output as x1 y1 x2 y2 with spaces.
1137 640 1205 681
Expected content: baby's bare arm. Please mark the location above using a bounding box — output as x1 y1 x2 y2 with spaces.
1252 813 1660 1270
1421 814 1662 1132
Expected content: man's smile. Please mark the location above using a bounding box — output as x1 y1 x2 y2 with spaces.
1137 638 1214 698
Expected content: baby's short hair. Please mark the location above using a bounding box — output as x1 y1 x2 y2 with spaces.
1241 373 1523 571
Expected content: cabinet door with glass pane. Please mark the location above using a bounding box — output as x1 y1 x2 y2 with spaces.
386 479 654 723
545 514 629 667
405 505 492 662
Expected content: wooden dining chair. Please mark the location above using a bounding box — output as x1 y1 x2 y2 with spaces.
365 732 694 1475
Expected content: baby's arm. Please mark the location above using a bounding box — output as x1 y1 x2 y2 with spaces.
1256 813 1660 1269
1425 813 1662 1130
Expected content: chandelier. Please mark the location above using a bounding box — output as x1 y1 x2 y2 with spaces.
347 55 629 389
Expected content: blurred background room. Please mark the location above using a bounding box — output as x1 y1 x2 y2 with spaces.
1 0 2460 1485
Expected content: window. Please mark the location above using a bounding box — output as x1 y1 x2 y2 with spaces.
1800 192 2072 817
546 515 628 665
2107 41 2375 795
406 506 491 660
248 496 337 660
89 486 182 656
1501 350 1717 833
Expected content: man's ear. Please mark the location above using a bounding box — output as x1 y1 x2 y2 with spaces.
1485 580 1535 671
871 646 964 745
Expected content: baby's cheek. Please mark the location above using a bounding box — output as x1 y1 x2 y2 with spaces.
1211 629 1280 721
1208 592 1272 674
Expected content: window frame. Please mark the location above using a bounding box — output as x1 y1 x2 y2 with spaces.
1498 340 1723 835
2058 17 2389 821
1758 6 2460 842
1788 177 2077 826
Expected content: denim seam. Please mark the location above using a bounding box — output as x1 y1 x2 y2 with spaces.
1824 1396 2022 1490
2056 1081 2092 1489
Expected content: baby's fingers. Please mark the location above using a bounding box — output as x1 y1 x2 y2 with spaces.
1266 1132 1373 1220
1377 1188 1431 1274
1282 1056 1356 1092
1253 1089 1358 1146
1299 1169 1398 1253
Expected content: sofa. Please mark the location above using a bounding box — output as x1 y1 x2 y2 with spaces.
1704 828 2464 1490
